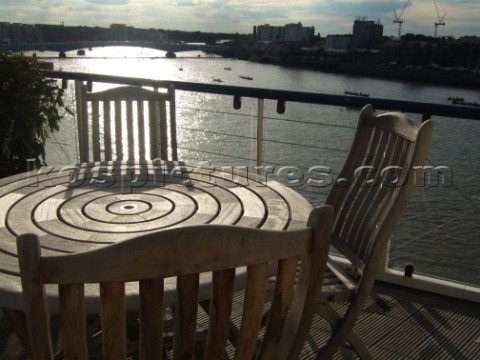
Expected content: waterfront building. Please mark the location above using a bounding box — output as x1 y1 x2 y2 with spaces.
325 34 352 49
352 17 383 48
0 22 11 44
0 22 43 44
256 24 283 41
285 22 314 41
109 24 136 41
255 22 314 42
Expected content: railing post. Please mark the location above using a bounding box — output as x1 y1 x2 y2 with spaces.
169 85 178 161
379 238 391 274
256 99 264 175
74 80 88 163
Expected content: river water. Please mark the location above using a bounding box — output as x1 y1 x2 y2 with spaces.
32 46 480 285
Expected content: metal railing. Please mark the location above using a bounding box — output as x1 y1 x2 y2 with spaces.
44 70 480 120
44 70 480 303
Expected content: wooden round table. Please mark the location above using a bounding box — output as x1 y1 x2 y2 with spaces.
0 160 311 312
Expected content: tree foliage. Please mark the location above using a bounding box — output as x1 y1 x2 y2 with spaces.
0 53 69 177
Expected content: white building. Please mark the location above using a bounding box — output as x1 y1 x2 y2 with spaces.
255 22 314 42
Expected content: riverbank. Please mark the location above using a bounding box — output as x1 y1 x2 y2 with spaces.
276 60 480 89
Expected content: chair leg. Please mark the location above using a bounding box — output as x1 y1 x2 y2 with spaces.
315 304 372 360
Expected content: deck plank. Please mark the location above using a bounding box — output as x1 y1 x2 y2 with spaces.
1 281 479 359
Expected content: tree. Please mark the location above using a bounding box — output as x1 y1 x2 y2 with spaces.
0 53 70 177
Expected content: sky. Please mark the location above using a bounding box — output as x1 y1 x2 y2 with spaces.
2 0 479 38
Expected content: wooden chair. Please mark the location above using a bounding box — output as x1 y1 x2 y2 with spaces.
17 205 333 360
75 81 177 162
315 104 434 359
316 105 433 359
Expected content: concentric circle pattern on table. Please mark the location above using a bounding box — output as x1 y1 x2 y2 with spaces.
0 161 312 310
0 162 301 255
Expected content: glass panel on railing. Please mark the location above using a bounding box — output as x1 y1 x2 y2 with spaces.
391 116 480 286
44 75 479 289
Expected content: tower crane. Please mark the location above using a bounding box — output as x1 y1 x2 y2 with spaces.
393 0 410 39
433 0 447 37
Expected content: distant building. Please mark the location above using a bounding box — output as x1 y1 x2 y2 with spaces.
0 22 43 43
352 17 383 48
109 24 132 41
325 34 352 49
255 22 314 42
285 23 314 41
256 24 283 41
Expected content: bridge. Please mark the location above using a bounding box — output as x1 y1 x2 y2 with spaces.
0 41 229 54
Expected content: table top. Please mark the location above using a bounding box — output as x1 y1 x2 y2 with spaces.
0 160 312 311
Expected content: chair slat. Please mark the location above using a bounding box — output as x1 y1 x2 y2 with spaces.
100 282 126 359
204 269 236 360
59 284 88 359
174 274 200 360
137 100 146 160
356 135 404 259
358 137 413 260
91 101 101 161
346 130 391 258
334 127 383 265
103 101 112 161
114 100 123 159
149 100 159 160
126 100 135 159
334 127 378 237
159 99 168 160
140 278 165 360
234 263 269 360
258 256 297 359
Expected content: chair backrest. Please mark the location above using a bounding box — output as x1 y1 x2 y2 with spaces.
75 81 177 162
326 104 433 273
18 205 333 360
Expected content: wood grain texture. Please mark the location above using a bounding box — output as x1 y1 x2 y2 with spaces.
59 284 88 359
16 205 333 359
0 161 312 312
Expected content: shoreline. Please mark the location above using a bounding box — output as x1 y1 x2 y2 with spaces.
276 60 480 89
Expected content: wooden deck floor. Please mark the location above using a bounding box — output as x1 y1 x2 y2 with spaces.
1 281 479 359
302 282 480 359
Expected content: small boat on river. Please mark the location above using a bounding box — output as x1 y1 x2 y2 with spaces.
344 90 369 97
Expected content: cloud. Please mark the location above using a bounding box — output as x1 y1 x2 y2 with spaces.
0 0 478 36
86 0 129 5
174 0 200 6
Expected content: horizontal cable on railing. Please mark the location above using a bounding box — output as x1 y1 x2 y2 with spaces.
179 106 357 130
264 115 357 130
178 147 254 162
180 106 253 118
178 127 255 142
178 127 350 155
263 138 349 153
